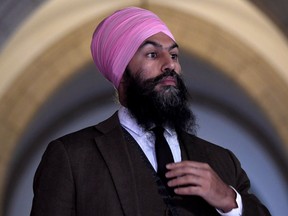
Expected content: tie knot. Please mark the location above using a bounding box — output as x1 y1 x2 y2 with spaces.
152 126 165 136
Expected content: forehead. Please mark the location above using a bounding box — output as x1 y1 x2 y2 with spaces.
139 32 178 49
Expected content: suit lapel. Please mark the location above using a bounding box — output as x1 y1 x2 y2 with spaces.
179 131 208 163
94 113 140 216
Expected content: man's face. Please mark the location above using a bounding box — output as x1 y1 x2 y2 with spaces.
122 32 195 131
127 32 182 92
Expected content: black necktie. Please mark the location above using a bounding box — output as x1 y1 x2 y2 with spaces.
152 126 175 195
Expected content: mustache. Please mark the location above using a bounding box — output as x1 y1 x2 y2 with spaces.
148 70 179 85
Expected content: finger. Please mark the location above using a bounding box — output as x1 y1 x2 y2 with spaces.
174 185 202 195
166 161 210 170
165 166 199 178
167 174 202 187
166 163 211 179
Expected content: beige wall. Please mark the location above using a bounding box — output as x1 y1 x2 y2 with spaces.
1 0 288 213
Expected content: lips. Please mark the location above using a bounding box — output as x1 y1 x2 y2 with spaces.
158 76 177 86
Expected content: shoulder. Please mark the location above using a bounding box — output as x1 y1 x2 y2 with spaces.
191 134 239 163
193 135 231 154
46 112 120 153
57 112 119 142
181 131 231 154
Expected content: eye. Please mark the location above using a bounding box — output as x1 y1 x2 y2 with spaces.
147 52 157 59
171 53 178 60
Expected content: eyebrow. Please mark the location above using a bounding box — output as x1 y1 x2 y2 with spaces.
139 40 179 51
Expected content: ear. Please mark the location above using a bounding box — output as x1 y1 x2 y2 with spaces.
117 75 127 107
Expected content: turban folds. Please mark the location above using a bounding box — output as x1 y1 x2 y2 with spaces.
90 7 175 88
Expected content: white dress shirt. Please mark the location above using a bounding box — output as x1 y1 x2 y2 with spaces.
118 106 242 215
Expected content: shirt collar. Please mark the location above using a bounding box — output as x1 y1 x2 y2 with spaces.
118 106 146 136
118 106 176 137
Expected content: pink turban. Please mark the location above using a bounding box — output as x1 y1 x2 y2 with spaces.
90 7 175 88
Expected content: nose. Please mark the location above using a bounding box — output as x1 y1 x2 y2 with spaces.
161 54 176 73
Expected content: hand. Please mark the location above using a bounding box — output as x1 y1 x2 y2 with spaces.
166 161 237 213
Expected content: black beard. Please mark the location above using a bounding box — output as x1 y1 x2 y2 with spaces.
124 69 197 133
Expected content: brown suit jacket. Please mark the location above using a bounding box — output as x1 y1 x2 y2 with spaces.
30 112 270 216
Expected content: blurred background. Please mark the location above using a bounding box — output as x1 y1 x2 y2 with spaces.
0 0 288 215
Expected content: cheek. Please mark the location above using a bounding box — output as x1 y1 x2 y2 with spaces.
176 63 182 74
137 64 159 80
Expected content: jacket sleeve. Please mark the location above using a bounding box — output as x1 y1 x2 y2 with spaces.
30 140 76 216
227 150 271 216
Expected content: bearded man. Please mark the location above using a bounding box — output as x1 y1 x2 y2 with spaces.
30 7 271 216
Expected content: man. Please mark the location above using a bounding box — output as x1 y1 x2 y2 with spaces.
30 7 271 216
